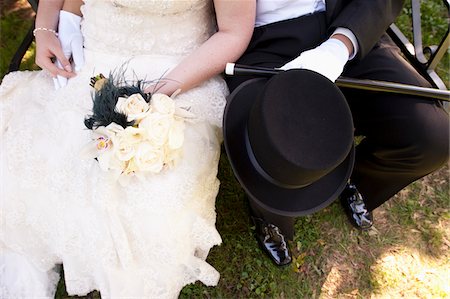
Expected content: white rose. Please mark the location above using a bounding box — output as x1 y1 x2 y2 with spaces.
98 149 125 172
168 119 185 150
112 126 145 161
150 93 175 115
93 123 121 138
115 93 150 122
134 141 164 173
138 113 173 146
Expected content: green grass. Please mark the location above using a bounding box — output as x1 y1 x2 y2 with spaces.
1 1 449 298
0 0 37 80
388 170 450 257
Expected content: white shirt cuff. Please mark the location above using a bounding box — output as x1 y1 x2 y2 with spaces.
332 27 359 60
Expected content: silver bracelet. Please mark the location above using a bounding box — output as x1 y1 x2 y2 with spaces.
33 27 59 37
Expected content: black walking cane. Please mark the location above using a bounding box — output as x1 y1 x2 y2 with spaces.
225 63 450 102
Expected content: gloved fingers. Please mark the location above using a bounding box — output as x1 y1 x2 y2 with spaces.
299 57 342 82
57 74 68 89
280 51 342 82
279 57 304 71
52 75 68 90
70 36 85 71
279 37 349 82
304 50 343 81
53 45 72 73
53 60 68 89
38 56 71 80
51 41 83 91
53 77 60 90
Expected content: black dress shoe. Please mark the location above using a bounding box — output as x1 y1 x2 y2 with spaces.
252 216 292 266
340 183 373 230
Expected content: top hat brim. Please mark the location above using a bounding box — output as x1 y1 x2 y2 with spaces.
223 75 355 217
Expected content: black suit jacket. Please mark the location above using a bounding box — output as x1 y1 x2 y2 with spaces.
227 0 405 91
326 0 403 59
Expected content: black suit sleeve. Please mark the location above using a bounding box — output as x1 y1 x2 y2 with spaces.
328 0 404 59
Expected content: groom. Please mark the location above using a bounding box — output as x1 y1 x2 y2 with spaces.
224 0 449 265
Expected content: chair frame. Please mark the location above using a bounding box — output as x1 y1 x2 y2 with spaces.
387 0 450 90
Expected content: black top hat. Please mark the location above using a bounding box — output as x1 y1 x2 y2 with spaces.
223 69 355 216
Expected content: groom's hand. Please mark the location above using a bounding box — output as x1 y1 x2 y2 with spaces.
279 36 351 82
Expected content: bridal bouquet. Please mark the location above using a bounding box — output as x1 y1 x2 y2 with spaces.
83 73 193 185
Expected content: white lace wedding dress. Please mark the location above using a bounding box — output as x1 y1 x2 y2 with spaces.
0 0 227 297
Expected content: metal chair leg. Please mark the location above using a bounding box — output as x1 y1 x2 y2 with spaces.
7 25 35 73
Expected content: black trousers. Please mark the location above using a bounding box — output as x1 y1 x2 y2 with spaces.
226 13 449 240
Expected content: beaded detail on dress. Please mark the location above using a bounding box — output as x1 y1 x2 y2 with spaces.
82 0 216 56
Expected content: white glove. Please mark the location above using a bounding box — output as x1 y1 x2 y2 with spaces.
279 38 349 82
54 10 84 89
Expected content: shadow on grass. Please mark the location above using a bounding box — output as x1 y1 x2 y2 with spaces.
178 153 449 298
309 165 449 298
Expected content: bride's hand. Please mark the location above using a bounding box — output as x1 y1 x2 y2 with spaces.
145 79 182 97
35 29 75 84
54 10 84 89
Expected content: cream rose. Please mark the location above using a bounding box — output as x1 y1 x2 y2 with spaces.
150 93 175 115
134 141 165 173
115 93 150 122
122 158 139 175
112 126 145 161
94 123 123 138
139 113 172 146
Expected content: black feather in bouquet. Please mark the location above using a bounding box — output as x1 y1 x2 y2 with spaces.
84 72 151 130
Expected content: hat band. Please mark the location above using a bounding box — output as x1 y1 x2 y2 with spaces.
245 128 310 190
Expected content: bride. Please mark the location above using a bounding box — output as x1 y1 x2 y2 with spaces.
0 0 255 297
